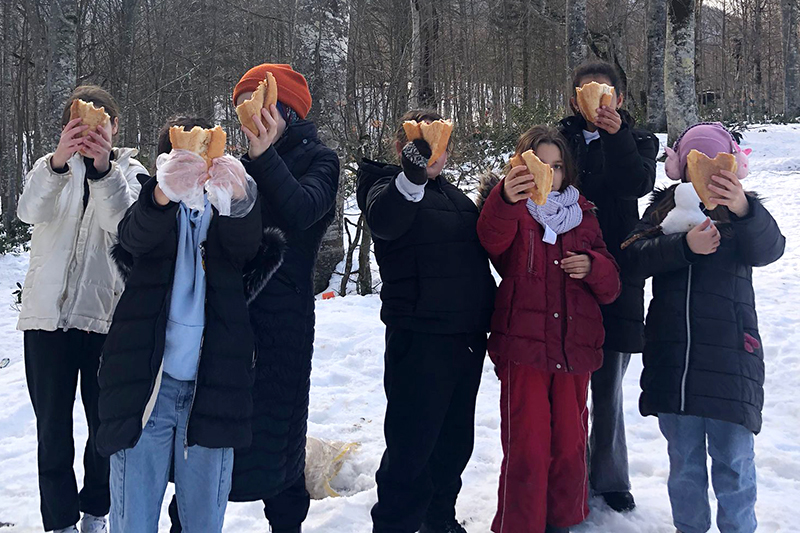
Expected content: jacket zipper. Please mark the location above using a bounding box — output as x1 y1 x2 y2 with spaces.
680 265 693 412
527 229 536 274
62 204 94 329
57 171 84 329
436 179 466 225
560 240 571 372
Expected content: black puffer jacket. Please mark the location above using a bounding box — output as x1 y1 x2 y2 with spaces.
627 186 785 433
357 159 495 334
96 177 284 457
230 119 340 501
559 112 659 353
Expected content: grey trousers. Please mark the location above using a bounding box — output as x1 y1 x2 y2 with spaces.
589 350 632 494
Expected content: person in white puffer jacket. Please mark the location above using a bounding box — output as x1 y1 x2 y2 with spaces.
16 85 143 533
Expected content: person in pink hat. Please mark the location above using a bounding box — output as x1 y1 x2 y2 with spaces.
624 122 784 533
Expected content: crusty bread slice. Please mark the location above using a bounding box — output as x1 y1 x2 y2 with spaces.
419 119 453 166
235 72 279 134
575 82 615 124
510 149 554 206
403 121 423 142
169 125 227 168
686 149 738 210
69 99 110 137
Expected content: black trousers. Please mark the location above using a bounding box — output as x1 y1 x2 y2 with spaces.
371 327 486 533
24 329 109 531
168 471 310 532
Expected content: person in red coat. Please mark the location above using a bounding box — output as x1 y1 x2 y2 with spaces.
477 126 621 533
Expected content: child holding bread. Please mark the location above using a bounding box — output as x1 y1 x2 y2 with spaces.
625 122 784 533
16 85 144 533
559 60 659 513
477 125 620 533
357 110 496 533
95 116 282 532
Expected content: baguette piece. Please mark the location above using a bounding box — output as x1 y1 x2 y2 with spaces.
686 149 738 210
575 82 615 124
69 99 111 137
509 149 554 205
235 72 279 133
169 125 227 168
403 119 454 166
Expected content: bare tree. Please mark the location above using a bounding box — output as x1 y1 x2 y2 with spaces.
411 0 438 108
566 0 589 75
45 0 78 147
666 0 699 144
647 0 669 131
783 0 800 118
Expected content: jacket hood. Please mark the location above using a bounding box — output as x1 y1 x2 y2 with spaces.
356 158 401 212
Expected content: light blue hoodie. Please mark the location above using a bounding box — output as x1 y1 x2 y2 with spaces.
162 200 212 381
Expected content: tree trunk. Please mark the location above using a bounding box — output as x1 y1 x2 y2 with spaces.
45 0 78 148
357 214 372 295
566 0 588 74
783 0 800 119
411 0 437 108
647 0 668 132
665 0 699 145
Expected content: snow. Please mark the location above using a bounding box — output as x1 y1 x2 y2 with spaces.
1 125 799 532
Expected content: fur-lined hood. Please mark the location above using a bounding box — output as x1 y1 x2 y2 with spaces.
111 226 286 305
476 172 502 212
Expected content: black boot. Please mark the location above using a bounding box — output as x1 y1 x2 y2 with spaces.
271 527 301 533
600 491 636 513
419 519 467 533
544 526 569 533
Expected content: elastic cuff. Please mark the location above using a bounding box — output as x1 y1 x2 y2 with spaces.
394 172 426 202
49 155 69 174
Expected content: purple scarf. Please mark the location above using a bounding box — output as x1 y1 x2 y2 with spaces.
526 186 583 245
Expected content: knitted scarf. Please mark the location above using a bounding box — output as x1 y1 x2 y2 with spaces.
526 185 583 245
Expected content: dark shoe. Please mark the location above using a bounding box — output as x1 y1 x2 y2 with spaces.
544 526 569 533
419 520 467 533
601 491 636 513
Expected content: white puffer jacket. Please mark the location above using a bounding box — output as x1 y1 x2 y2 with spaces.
17 148 145 334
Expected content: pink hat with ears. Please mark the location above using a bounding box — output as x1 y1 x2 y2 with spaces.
665 122 751 181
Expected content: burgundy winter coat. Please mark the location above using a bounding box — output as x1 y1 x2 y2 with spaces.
477 180 621 374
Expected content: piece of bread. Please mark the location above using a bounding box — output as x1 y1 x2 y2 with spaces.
403 119 453 166
575 82 615 124
686 149 738 210
510 149 554 205
235 72 279 133
169 125 227 168
69 99 110 137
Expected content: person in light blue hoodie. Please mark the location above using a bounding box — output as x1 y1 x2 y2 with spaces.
96 116 285 533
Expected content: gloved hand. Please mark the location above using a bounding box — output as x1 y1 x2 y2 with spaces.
206 154 258 218
400 139 432 185
155 149 208 210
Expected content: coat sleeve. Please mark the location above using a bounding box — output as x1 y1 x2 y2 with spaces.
87 158 144 235
582 125 658 201
476 181 526 258
215 196 264 265
361 173 423 241
17 155 71 225
242 146 339 232
117 177 180 257
731 195 786 267
580 211 621 304
625 204 698 278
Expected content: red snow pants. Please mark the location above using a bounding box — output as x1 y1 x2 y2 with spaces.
491 362 591 533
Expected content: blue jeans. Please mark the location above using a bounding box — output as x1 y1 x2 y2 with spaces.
110 373 233 533
658 414 757 533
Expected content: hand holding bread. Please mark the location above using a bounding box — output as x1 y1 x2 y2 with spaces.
502 165 537 204
243 104 285 160
51 118 88 170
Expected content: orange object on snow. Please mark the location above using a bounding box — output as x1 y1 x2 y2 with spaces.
322 291 336 300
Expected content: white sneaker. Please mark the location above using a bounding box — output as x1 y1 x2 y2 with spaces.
80 515 107 533
53 527 78 533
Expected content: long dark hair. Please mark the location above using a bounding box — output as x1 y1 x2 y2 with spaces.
509 125 578 192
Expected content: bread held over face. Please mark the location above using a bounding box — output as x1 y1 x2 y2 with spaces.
510 149 554 206
168 125 227 168
686 149 738 210
402 119 454 166
235 72 279 134
69 99 111 137
575 82 615 124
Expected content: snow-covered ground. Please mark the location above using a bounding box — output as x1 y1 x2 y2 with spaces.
1 125 799 532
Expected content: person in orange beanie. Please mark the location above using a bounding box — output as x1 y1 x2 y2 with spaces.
167 63 340 533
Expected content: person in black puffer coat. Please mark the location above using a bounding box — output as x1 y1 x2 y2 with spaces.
625 123 784 533
558 60 658 513
97 116 285 532
358 110 496 533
